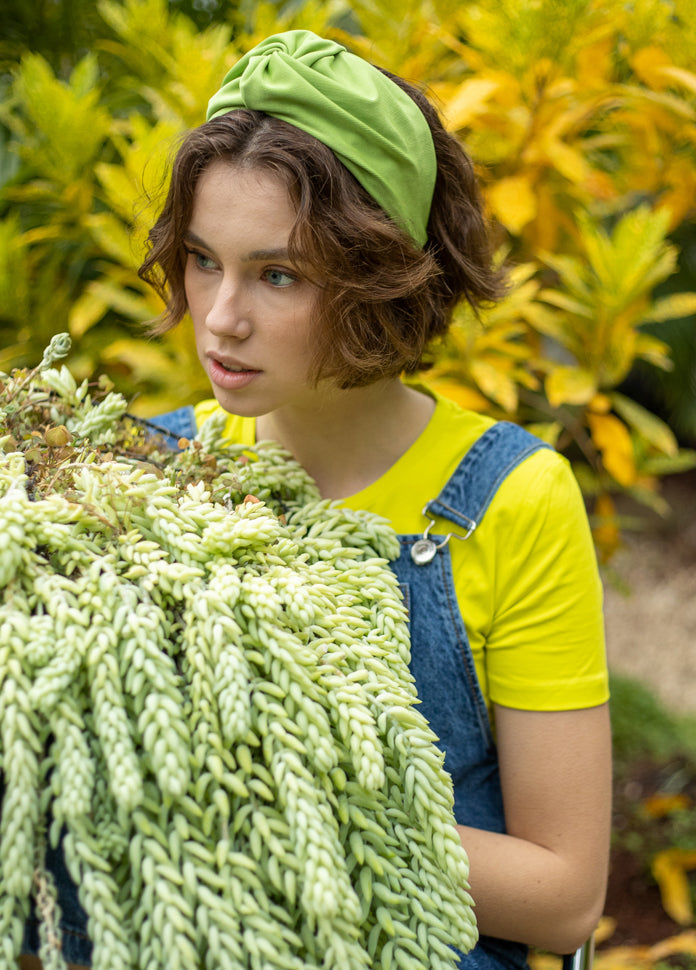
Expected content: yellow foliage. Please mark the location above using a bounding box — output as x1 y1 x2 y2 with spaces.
531 931 696 970
2 0 696 561
631 45 674 90
545 366 596 408
587 414 637 488
651 848 696 926
591 493 621 563
487 175 538 234
2 53 111 185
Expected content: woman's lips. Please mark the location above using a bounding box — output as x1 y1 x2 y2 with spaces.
208 356 261 390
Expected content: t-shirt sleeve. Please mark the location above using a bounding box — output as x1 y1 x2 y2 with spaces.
483 448 609 711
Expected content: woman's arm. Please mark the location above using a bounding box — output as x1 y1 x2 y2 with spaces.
457 702 612 955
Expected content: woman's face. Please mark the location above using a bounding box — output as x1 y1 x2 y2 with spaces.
184 160 321 417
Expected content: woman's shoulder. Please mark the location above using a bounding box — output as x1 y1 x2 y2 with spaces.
424 390 569 496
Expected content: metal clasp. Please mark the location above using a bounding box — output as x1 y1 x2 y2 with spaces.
410 505 477 565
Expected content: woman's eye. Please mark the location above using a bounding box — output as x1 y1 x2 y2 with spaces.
195 252 217 270
264 268 296 287
186 248 216 271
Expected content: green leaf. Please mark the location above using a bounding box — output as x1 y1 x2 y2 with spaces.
610 392 679 456
640 452 696 475
577 205 676 305
625 483 671 516
524 422 562 446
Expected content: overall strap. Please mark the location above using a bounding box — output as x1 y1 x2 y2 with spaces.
143 405 198 449
427 420 553 534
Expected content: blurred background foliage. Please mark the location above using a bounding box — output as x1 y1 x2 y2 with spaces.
1 0 695 560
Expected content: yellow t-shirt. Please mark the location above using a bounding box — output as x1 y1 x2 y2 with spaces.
194 392 609 713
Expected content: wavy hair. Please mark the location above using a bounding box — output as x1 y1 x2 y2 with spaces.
138 69 505 388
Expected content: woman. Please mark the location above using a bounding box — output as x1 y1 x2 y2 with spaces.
140 28 612 967
22 28 611 970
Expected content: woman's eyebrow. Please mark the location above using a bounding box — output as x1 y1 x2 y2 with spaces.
244 248 290 261
183 230 289 263
183 230 209 249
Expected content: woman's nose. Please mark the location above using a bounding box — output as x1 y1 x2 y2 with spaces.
204 281 252 340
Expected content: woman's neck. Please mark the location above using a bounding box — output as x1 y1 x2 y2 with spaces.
255 379 435 499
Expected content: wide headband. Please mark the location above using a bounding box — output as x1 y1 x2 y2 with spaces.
206 30 437 247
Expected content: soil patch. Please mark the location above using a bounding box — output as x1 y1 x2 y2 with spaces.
599 472 696 954
603 470 696 716
602 753 696 950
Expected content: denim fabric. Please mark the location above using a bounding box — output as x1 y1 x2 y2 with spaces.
390 421 551 969
17 414 548 968
19 828 93 965
140 404 198 447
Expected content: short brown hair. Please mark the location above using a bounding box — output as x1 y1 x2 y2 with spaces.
138 69 505 388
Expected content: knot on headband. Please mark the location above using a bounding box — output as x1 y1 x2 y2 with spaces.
206 30 437 247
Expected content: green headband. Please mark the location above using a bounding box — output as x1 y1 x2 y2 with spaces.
206 30 437 247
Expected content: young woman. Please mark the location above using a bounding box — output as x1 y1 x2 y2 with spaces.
21 28 611 970
139 28 612 968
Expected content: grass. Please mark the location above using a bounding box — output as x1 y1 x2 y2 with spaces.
610 672 696 770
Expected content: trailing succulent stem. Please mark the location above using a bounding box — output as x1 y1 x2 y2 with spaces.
0 336 476 970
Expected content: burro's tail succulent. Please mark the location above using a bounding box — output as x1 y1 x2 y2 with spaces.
0 337 477 970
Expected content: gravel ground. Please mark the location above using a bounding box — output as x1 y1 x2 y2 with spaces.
602 470 696 715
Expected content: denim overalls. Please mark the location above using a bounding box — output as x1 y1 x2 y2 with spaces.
389 419 551 970
19 408 548 968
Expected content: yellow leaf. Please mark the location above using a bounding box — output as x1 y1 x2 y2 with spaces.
19 225 66 245
442 77 500 130
538 288 594 319
587 413 636 487
527 184 564 252
589 393 612 414
594 915 617 946
470 359 518 412
577 36 613 87
591 493 621 563
77 279 153 322
589 933 696 970
640 793 691 819
658 169 696 230
658 65 696 96
486 174 538 235
69 289 110 338
529 134 590 184
520 303 567 342
545 366 597 408
634 333 673 371
630 45 673 90
101 338 179 382
650 931 696 960
651 848 696 926
645 291 696 323
425 377 490 413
